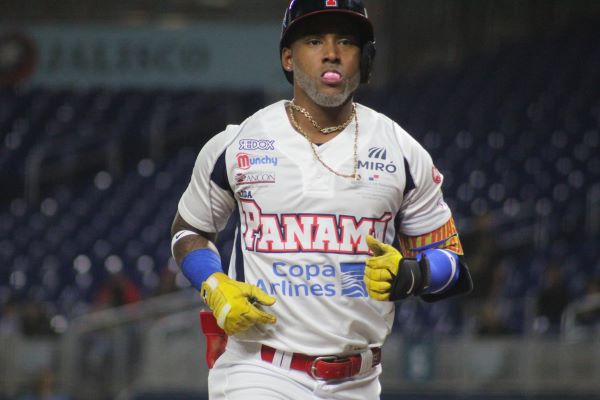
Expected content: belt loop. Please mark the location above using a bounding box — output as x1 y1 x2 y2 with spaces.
280 350 293 370
358 349 374 375
272 349 294 370
272 349 283 367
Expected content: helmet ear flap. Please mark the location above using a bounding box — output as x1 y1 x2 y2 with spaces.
360 41 376 84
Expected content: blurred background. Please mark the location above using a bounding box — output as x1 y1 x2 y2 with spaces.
1 0 599 399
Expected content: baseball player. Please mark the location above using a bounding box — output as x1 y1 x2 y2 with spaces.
171 0 473 398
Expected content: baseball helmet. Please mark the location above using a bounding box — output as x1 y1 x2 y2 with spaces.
280 0 376 84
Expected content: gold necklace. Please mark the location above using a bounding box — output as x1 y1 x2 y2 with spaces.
287 101 359 180
289 101 355 135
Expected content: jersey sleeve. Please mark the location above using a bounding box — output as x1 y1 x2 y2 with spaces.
178 127 237 233
396 128 452 236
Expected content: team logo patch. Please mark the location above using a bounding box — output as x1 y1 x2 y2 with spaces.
340 263 368 297
325 0 338 7
239 139 275 151
432 166 442 184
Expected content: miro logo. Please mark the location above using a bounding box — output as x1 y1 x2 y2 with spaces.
368 147 387 160
359 146 397 174
340 262 367 297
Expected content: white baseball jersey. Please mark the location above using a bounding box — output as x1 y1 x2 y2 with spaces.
178 100 451 355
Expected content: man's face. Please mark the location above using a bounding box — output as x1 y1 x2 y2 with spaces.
283 14 362 107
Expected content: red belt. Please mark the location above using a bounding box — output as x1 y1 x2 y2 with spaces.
260 345 381 380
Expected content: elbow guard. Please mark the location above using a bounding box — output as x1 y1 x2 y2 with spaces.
417 249 460 294
390 249 460 301
390 249 460 300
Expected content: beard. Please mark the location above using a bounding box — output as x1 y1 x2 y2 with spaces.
293 61 360 108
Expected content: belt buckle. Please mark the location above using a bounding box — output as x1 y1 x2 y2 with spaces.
310 355 338 380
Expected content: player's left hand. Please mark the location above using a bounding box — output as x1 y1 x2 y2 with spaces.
364 235 402 301
365 235 428 301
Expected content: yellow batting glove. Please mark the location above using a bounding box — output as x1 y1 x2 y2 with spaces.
201 272 276 335
364 235 402 301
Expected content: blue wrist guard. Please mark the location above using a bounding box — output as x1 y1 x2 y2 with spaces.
181 248 223 291
417 249 460 294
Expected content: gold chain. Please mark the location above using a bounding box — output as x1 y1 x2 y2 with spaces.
289 101 355 134
287 101 359 180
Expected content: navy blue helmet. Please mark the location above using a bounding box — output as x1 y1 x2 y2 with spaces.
280 0 376 84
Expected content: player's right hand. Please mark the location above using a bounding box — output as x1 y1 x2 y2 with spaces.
201 272 276 335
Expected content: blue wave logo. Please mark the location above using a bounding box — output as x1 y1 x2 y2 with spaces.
340 263 367 297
